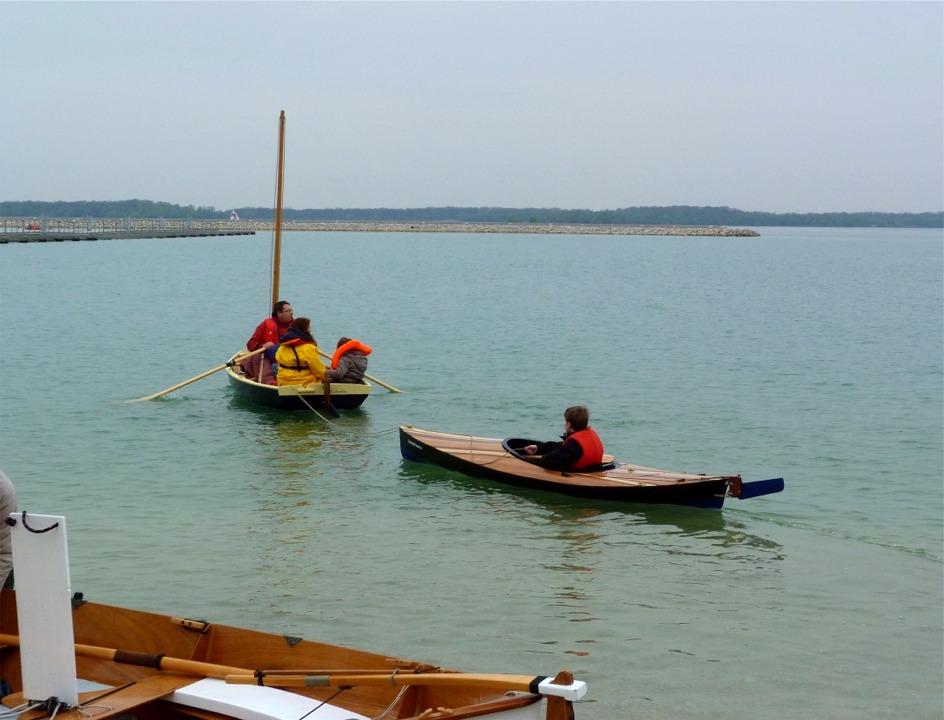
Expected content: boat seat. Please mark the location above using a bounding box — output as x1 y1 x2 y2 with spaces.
170 678 371 720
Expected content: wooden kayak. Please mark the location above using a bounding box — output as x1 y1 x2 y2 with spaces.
399 425 784 509
0 512 586 720
226 354 371 411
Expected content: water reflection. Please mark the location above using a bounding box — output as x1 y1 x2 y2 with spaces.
396 460 784 563
228 396 376 465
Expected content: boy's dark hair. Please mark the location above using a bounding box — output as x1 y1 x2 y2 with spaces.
564 405 590 430
337 336 351 348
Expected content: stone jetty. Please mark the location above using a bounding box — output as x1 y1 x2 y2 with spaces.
0 217 760 242
254 220 760 236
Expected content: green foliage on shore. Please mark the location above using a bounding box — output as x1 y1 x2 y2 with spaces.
0 199 219 220
2 200 941 228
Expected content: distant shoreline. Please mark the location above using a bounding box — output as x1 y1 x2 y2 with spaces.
275 220 761 237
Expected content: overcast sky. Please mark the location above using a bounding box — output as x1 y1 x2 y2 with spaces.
1 1 941 214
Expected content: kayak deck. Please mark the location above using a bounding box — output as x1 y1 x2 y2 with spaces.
399 425 743 506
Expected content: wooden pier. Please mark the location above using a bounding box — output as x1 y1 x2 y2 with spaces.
1 216 761 241
0 217 255 244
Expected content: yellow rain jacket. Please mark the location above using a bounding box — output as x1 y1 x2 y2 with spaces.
275 338 326 386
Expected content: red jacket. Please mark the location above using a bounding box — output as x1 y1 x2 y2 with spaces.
563 427 604 469
247 317 291 352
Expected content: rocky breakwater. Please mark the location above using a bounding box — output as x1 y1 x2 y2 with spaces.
274 221 760 236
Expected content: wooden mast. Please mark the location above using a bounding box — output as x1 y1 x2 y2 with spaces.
271 110 286 308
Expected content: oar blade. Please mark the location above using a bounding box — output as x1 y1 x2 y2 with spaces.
129 348 263 402
737 477 785 500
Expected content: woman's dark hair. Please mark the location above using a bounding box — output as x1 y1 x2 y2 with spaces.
292 317 311 334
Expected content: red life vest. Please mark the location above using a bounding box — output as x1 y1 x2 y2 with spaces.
563 427 604 469
330 339 372 369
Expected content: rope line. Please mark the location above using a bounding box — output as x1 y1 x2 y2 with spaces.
8 511 61 533
293 393 400 437
297 687 349 720
373 684 411 720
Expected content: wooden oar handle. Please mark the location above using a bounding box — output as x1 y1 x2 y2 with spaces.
0 633 250 679
224 671 588 700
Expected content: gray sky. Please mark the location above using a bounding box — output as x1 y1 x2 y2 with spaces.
1 1 941 214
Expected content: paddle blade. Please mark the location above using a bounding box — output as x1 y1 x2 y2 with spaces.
737 477 785 500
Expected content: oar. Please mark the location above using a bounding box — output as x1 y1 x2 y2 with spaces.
0 633 249 678
0 633 586 701
225 670 587 701
316 348 402 393
130 347 265 402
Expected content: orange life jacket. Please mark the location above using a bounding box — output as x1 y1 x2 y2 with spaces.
563 427 604 470
331 339 372 369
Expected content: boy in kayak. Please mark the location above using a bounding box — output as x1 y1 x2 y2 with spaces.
523 405 604 470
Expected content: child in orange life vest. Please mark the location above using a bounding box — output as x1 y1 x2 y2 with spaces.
325 337 372 383
523 405 604 470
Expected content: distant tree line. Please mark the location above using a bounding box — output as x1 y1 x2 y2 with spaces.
2 200 941 228
0 199 220 220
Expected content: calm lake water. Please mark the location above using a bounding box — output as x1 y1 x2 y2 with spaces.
0 227 941 719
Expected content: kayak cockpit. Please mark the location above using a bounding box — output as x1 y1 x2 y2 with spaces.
501 438 619 472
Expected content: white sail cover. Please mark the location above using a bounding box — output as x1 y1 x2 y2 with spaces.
8 512 79 706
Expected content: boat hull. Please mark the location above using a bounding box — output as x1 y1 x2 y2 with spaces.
226 361 370 411
400 425 741 508
0 589 562 720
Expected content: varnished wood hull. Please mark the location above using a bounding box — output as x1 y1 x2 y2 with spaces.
0 589 577 720
226 359 370 411
400 425 747 508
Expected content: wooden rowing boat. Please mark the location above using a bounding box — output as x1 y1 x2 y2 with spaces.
227 357 372 411
0 512 586 720
399 425 784 509
225 111 373 412
0 593 580 720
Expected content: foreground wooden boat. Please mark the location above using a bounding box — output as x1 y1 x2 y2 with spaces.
0 512 586 720
399 425 784 509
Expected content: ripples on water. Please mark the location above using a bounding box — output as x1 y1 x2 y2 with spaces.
0 227 940 719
